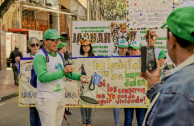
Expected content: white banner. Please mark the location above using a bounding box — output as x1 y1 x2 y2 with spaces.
72 21 169 62
19 58 37 107
66 57 149 108
126 0 174 29
72 21 125 57
19 57 149 108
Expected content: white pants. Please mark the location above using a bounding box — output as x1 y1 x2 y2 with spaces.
35 98 65 126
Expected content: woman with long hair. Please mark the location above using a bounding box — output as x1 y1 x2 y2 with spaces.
79 39 95 126
79 40 95 57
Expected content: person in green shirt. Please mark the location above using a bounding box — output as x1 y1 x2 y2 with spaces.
33 28 89 126
57 42 68 57
57 42 73 116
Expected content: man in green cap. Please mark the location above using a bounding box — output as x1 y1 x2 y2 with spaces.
33 28 89 126
141 6 194 126
57 42 73 116
58 42 68 56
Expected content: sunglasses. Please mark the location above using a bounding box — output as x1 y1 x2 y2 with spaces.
46 39 60 42
30 43 40 47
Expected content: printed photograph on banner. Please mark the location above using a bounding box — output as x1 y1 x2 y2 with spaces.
126 0 174 29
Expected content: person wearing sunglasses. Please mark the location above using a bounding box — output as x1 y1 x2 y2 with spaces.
15 36 42 126
26 37 41 126
33 28 89 126
25 37 41 57
15 37 41 64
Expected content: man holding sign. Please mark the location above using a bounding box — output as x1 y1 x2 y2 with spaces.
141 6 194 126
33 28 89 126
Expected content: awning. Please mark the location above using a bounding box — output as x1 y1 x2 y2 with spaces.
8 29 44 36
8 28 32 32
21 4 74 16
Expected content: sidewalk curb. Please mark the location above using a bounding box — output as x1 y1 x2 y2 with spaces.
0 92 18 102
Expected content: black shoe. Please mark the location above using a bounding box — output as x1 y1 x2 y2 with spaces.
65 109 72 115
15 83 18 86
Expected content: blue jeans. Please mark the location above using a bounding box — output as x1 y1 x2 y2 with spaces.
113 108 120 125
124 108 147 126
80 108 93 124
29 107 41 126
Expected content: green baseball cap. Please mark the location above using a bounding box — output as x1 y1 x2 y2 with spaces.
128 43 131 49
58 42 68 50
117 39 128 48
43 28 64 40
161 6 194 42
129 41 143 49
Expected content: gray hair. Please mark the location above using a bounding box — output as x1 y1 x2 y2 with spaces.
28 36 40 45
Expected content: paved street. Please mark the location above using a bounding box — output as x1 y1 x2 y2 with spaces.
0 69 138 126
0 68 18 100
0 97 138 126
